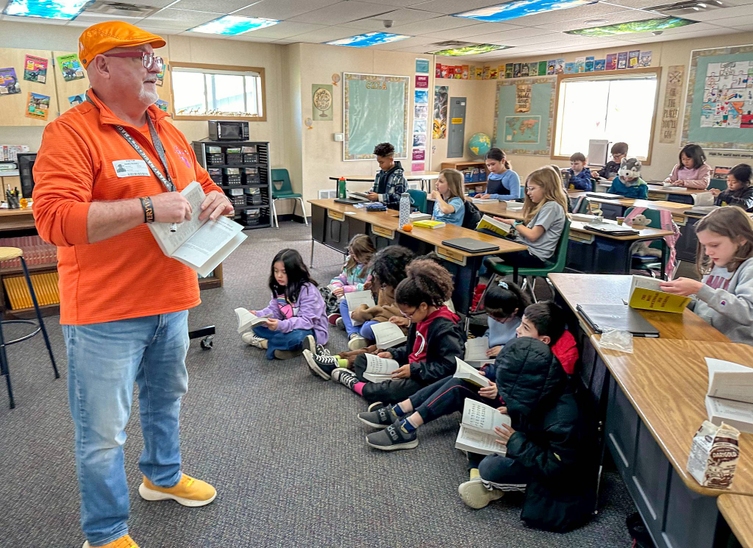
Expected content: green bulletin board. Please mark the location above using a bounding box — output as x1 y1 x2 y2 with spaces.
681 44 753 152
343 72 410 161
493 77 556 156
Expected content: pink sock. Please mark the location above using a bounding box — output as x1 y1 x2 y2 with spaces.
353 382 365 396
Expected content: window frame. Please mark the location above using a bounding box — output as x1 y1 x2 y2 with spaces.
550 67 661 165
169 61 267 122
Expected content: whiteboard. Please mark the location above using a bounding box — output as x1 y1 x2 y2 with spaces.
343 72 410 161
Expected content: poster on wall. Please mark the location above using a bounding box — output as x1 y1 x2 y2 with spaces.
0 68 21 95
312 84 333 121
68 93 86 107
415 75 428 89
57 54 85 82
515 84 532 113
433 85 448 139
411 161 425 172
493 77 555 156
660 65 685 143
156 99 169 112
415 58 430 74
156 67 165 86
700 61 752 128
26 92 50 120
23 55 48 83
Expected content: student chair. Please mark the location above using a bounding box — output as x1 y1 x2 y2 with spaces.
270 168 308 229
407 189 428 214
481 220 571 303
625 207 663 278
708 178 727 191
571 195 591 214
0 248 59 409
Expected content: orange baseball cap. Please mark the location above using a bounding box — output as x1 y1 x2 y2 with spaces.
79 21 166 69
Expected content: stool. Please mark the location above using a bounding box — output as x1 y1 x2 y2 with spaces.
0 247 59 409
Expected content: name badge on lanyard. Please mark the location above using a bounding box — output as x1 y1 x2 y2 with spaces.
113 159 150 178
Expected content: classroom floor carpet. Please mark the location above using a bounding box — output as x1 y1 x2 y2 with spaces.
0 222 636 547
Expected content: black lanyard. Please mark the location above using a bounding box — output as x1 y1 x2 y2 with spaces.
115 118 176 193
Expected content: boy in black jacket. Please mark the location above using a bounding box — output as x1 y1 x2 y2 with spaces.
329 259 465 405
458 326 596 532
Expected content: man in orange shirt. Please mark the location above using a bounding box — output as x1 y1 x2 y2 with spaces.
32 21 233 548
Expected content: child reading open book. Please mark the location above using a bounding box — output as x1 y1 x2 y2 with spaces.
455 399 511 456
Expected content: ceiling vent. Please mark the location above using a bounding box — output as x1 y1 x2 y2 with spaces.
85 1 160 18
650 0 725 15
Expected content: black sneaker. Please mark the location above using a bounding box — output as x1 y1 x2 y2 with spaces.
302 335 316 355
316 344 331 356
358 405 399 429
303 349 337 380
331 367 358 389
365 420 418 451
367 401 384 412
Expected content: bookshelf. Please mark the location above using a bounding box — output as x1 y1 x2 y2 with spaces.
193 140 272 230
441 160 488 193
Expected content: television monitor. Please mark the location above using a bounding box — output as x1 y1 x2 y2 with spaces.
17 153 37 198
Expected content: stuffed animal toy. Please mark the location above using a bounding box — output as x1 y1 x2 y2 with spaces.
608 157 648 199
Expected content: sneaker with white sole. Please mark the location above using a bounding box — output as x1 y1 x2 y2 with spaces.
303 349 338 380
358 405 399 429
273 348 302 360
457 478 505 509
366 420 418 451
241 332 267 348
138 473 216 507
316 344 331 356
367 401 384 412
302 334 316 355
331 367 359 389
335 317 344 330
82 535 139 548
348 334 369 351
327 313 341 326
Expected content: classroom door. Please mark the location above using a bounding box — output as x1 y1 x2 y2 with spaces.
447 97 466 158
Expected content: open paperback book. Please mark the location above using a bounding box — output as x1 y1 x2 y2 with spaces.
371 321 407 349
455 399 512 456
705 358 753 433
464 337 495 368
454 357 491 388
363 353 400 383
148 181 247 277
234 308 269 334
628 275 690 313
476 214 512 238
344 290 376 325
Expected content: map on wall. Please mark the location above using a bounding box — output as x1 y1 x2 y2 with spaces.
504 116 541 143
682 44 753 152
700 61 753 128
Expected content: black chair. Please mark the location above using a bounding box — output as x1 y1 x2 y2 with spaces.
0 247 58 409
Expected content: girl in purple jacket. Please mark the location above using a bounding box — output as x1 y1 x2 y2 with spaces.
242 249 328 360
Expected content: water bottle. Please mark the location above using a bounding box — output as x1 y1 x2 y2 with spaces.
399 192 411 228
337 177 347 199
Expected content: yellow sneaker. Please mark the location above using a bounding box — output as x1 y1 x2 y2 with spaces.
138 473 217 507
82 534 139 548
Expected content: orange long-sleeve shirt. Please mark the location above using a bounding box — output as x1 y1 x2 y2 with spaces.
33 91 222 325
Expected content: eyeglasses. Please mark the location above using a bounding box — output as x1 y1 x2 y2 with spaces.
400 307 418 319
102 52 164 72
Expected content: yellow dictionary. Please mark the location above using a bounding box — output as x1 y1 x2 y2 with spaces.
628 276 691 313
413 220 446 230
475 214 512 238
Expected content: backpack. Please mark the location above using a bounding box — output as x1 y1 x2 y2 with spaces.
462 200 483 230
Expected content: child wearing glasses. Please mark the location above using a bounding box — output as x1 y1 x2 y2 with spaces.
327 259 465 404
591 141 628 181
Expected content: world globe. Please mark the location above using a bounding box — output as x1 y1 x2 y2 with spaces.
468 133 492 157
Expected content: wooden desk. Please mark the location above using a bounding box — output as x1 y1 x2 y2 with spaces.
309 199 527 325
476 202 673 276
595 181 708 204
718 494 753 548
596 338 753 548
548 273 729 342
585 196 694 223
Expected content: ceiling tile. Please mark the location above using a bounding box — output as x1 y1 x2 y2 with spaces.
710 14 753 28
553 9 661 31
510 3 645 27
408 0 513 16
598 0 665 8
237 21 326 38
166 0 256 13
386 14 479 34
681 4 753 21
471 27 560 42
340 8 436 30
67 12 143 28
283 25 369 42
232 0 341 20
287 1 396 25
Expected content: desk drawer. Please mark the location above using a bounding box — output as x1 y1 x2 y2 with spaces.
606 376 639 473
632 422 670 527
663 469 723 548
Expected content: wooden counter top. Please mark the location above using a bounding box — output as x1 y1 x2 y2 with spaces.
718 494 753 548
592 337 753 496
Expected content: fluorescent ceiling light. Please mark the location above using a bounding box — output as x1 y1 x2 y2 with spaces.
3 0 92 20
189 15 279 35
429 44 511 56
326 32 410 48
454 0 596 23
566 16 696 36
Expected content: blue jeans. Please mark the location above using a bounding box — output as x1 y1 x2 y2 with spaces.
252 325 313 359
64 311 190 546
359 320 379 341
339 299 359 337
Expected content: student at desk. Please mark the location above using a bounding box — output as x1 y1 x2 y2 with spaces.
476 148 520 201
429 168 466 226
608 157 648 199
663 143 711 189
661 207 753 346
365 142 406 208
591 141 627 181
711 163 753 212
565 152 593 191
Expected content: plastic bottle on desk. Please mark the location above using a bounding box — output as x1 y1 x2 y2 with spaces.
399 192 411 229
337 177 347 199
